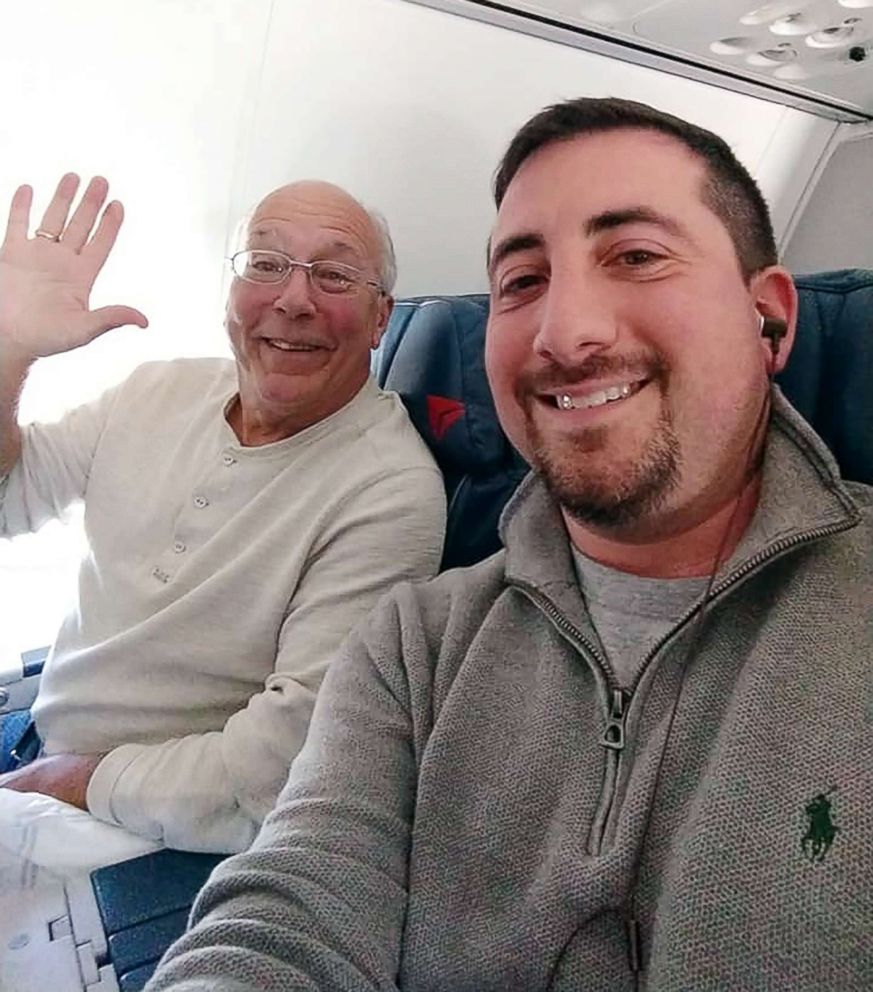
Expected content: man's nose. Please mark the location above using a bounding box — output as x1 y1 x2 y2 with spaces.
533 271 618 364
273 266 317 316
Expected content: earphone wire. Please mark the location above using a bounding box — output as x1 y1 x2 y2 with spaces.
623 354 777 990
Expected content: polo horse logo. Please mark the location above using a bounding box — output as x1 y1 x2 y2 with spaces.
801 787 839 864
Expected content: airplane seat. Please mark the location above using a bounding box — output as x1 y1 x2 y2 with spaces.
2 271 873 992
781 269 873 485
372 295 528 569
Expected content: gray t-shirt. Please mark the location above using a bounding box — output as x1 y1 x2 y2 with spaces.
571 547 708 688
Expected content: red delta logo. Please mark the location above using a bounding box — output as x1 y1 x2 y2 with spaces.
427 396 464 441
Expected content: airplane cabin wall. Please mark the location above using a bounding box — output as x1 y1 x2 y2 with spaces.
229 0 838 299
1 0 842 422
0 0 271 419
784 133 873 274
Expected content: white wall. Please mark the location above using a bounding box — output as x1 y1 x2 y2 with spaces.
0 0 273 420
785 132 873 274
1 0 838 416
231 0 837 296
0 0 840 656
0 0 271 656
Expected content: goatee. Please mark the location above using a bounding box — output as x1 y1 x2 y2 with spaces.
517 351 681 528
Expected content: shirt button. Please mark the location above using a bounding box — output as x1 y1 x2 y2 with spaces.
193 495 209 508
173 541 187 554
222 453 236 466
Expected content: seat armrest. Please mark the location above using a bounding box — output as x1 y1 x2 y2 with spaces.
21 645 50 678
0 645 48 713
91 849 227 988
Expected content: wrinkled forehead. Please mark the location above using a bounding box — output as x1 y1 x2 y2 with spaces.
247 182 380 266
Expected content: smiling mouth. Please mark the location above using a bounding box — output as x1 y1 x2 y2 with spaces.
264 338 324 352
552 379 647 411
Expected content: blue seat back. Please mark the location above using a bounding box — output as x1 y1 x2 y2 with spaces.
373 296 526 569
781 269 873 486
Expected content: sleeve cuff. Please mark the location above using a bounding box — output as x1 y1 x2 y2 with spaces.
86 743 149 827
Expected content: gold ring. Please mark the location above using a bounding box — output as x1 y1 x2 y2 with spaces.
35 228 60 241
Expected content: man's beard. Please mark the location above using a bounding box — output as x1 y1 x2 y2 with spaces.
518 352 682 529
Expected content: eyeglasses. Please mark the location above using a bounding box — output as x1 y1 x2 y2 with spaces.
229 249 382 295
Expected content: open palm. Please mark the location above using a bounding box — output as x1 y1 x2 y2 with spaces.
0 173 147 361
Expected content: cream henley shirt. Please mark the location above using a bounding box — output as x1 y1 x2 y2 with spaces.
0 358 446 852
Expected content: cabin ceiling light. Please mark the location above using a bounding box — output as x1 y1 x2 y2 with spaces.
839 0 873 9
741 2 812 26
769 13 821 34
772 61 813 77
710 36 758 54
806 19 860 45
575 2 625 24
747 44 799 63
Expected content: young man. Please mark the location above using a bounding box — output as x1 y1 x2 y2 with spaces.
0 177 446 852
146 100 872 989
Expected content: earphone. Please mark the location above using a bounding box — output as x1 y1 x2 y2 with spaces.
757 310 788 370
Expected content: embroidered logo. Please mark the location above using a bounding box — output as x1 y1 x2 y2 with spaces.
801 787 839 864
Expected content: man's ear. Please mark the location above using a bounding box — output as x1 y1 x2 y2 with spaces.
751 266 798 375
370 293 394 350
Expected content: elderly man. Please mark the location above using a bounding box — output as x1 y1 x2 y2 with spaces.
147 98 872 990
0 175 445 852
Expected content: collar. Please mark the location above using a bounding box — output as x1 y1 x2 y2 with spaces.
219 375 384 455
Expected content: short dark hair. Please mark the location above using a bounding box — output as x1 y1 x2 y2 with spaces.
493 97 778 280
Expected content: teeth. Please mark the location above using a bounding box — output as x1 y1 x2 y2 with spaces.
556 382 635 410
268 339 316 351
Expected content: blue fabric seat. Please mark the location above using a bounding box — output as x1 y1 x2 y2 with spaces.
375 270 873 571
781 269 873 486
373 296 527 569
0 709 31 773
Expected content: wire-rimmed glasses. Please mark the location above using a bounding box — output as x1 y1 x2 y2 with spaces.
229 249 382 295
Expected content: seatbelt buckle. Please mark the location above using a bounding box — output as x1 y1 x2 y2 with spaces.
10 720 42 768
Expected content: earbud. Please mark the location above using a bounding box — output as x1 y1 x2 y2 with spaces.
757 311 787 371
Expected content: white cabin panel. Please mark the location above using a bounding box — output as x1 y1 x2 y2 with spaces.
785 132 873 271
231 0 838 296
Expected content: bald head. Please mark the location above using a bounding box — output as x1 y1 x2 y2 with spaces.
247 180 396 293
254 179 361 220
226 178 397 445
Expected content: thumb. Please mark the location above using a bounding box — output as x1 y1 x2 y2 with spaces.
89 305 150 336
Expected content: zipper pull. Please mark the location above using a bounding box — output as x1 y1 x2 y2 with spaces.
601 688 628 751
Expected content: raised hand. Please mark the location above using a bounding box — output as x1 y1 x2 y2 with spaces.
0 173 148 363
